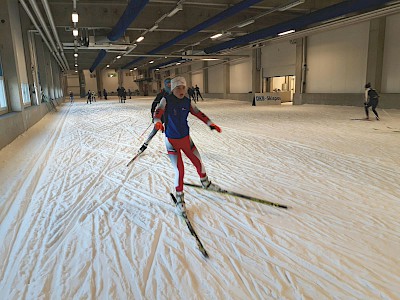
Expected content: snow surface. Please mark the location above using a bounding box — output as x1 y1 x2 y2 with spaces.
0 97 399 299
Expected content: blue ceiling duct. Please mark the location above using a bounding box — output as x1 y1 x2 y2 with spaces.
149 58 184 71
121 0 264 69
107 0 149 41
89 0 149 72
204 0 392 54
89 49 107 73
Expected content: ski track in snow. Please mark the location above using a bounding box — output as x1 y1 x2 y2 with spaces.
0 97 399 299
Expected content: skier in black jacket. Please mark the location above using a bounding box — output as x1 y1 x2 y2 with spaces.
139 78 172 152
364 82 380 120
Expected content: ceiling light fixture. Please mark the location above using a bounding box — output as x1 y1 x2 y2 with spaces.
237 19 255 28
149 24 158 32
73 29 78 37
74 53 78 57
134 67 137 70
167 4 183 17
136 36 145 42
278 0 305 12
106 64 110 68
116 55 122 59
72 11 79 23
278 29 295 36
210 33 223 39
149 60 154 64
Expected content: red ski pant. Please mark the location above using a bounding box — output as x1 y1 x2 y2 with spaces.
166 135 206 192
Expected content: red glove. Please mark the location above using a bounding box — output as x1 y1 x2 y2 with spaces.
155 122 164 132
209 123 221 133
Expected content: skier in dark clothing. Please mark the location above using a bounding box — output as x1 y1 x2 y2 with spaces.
364 82 380 120
194 85 204 101
153 76 221 215
138 78 172 154
188 86 196 102
151 78 171 123
87 90 92 104
103 89 108 100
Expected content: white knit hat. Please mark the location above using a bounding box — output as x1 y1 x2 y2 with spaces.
171 76 187 90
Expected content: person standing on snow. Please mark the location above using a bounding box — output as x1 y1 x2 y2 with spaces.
87 90 92 104
153 76 222 215
194 84 204 101
69 91 74 103
364 82 380 120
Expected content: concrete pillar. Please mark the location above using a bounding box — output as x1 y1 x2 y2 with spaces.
293 37 306 105
252 49 261 94
366 17 386 91
96 69 103 94
223 60 230 98
203 61 208 93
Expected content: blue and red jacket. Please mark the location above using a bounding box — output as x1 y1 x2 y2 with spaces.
153 94 212 139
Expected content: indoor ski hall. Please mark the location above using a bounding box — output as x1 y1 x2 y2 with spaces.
1 1 399 299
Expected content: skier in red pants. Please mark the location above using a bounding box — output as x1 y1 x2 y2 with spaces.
153 76 221 215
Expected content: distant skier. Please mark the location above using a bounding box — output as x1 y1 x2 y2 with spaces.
69 91 74 103
364 82 380 120
187 86 196 102
87 90 92 104
194 85 204 101
153 76 222 215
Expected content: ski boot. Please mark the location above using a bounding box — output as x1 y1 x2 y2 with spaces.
200 176 222 192
175 192 186 215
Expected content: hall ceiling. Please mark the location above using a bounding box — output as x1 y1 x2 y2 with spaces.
19 0 400 72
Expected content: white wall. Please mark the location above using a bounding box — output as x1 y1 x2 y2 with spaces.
83 70 98 93
66 74 80 96
382 13 400 93
191 72 203 91
101 69 119 94
121 71 139 92
230 58 252 93
261 41 296 77
208 63 224 93
306 22 370 93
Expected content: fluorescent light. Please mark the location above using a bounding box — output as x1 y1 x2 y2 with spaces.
106 64 110 68
176 62 181 65
167 5 182 17
72 12 79 23
155 68 160 71
278 29 295 36
136 36 145 42
134 67 137 70
237 19 255 28
75 70 78 73
130 69 133 72
74 53 78 57
116 55 122 59
149 60 154 64
210 33 223 39
202 58 219 61
73 29 78 37
74 64 78 67
278 0 305 12
149 24 158 32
